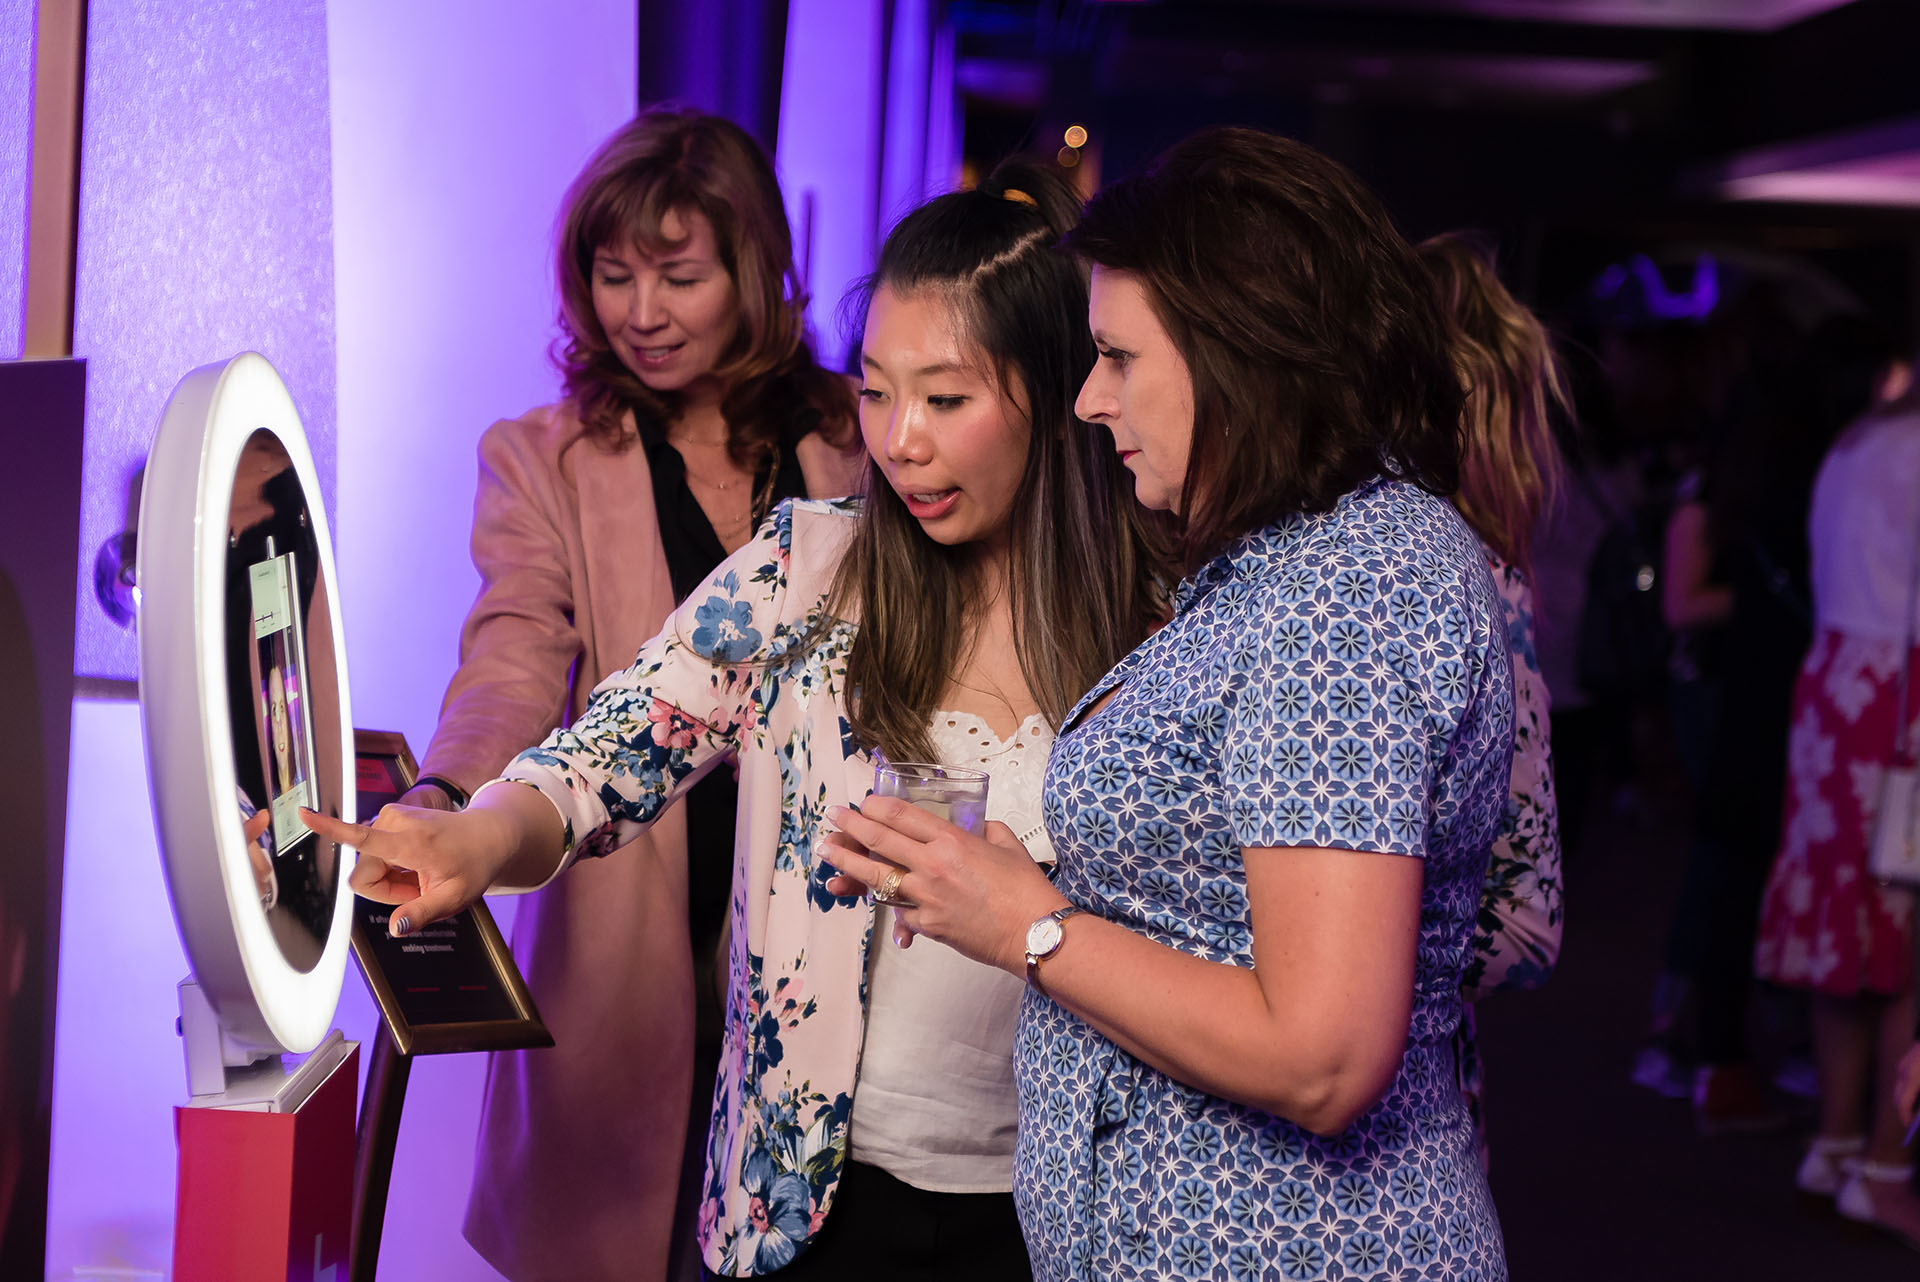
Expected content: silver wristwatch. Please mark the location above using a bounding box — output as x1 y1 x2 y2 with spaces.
1024 905 1084 992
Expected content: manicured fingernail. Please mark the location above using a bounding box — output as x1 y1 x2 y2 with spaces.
826 805 848 822
392 915 411 937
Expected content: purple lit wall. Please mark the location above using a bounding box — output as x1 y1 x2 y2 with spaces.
777 0 959 364
328 4 634 1271
69 0 338 681
331 0 636 762
48 3 634 1279
48 1 950 1274
880 0 961 233
44 699 183 1278
0 1 34 360
49 5 339 1271
777 0 886 364
879 0 934 234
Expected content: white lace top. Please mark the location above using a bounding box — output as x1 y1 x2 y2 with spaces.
846 710 1055 1193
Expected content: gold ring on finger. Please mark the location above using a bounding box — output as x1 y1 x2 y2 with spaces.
873 866 907 905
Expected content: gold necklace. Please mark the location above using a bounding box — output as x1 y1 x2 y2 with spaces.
709 512 753 539
671 429 752 494
682 465 745 493
667 424 733 449
688 451 781 545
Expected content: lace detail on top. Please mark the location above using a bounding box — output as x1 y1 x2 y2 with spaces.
848 709 1059 1192
926 709 1055 862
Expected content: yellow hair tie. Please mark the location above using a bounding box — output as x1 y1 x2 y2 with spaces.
1001 188 1037 208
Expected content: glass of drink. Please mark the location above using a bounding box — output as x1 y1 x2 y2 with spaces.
870 761 990 834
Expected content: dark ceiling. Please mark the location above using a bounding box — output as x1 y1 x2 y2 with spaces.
950 0 1920 323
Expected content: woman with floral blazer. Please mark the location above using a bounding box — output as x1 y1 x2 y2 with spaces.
308 161 1167 1280
513 496 892 1272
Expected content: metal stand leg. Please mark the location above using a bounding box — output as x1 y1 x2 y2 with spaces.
350 1021 411 1282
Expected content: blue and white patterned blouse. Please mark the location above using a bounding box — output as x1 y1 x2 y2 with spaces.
1016 480 1515 1282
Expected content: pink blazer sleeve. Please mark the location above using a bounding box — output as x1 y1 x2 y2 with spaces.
419 415 583 792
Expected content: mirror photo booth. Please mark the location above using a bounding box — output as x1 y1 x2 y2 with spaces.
133 352 549 1282
137 353 358 1281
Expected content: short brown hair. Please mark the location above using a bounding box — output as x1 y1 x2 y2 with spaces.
554 107 851 461
1066 128 1462 570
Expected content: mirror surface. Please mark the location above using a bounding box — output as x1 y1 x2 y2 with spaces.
222 429 343 972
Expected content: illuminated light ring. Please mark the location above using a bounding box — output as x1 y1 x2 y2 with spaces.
138 352 355 1055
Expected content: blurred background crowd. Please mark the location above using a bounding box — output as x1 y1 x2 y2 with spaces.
942 0 1920 1275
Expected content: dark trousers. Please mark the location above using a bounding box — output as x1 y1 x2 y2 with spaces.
1690 832 1780 1063
710 1159 1033 1282
1550 702 1631 862
1692 670 1798 1065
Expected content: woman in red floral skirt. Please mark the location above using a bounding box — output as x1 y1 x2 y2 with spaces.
1754 376 1920 1245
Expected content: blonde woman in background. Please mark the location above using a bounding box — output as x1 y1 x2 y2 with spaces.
1418 232 1568 1159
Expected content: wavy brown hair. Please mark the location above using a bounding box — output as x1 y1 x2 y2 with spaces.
828 159 1169 765
1417 233 1568 574
554 106 852 463
1065 128 1463 572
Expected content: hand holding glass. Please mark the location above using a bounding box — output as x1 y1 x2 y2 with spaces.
870 762 989 833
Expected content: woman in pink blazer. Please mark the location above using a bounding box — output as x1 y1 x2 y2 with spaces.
399 108 861 1282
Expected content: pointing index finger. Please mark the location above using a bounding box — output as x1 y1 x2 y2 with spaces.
299 806 373 851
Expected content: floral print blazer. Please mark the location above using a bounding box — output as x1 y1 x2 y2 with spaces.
1463 554 1563 998
497 498 881 1277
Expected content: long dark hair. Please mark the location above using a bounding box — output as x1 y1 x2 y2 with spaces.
554 106 852 463
829 159 1167 765
1067 127 1463 571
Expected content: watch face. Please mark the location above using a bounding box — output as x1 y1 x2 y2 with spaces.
1026 915 1064 958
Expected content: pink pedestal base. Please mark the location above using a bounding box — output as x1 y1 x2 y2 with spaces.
172 1043 358 1282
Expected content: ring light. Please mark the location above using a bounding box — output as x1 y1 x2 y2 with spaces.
137 352 355 1057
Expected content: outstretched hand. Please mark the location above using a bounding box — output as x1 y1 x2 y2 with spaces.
820 796 1066 973
301 802 518 936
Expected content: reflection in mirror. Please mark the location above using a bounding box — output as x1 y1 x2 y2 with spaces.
223 430 342 973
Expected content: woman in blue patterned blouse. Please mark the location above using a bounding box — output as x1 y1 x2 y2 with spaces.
824 128 1517 1281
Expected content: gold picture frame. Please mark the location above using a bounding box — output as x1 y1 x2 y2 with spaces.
349 729 551 1057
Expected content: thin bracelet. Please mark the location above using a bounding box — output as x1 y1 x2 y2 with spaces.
412 774 469 808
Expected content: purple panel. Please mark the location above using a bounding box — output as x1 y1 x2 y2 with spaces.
43 698 184 1279
0 0 34 359
777 0 884 365
329 0 636 781
879 0 932 232
70 0 336 680
0 357 83 1282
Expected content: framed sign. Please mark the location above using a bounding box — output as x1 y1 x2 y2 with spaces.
350 731 550 1057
